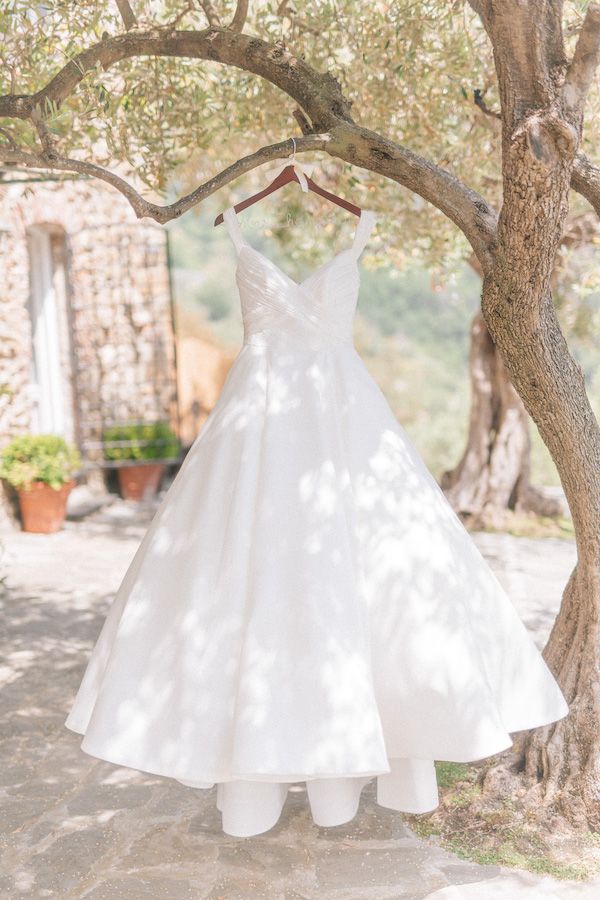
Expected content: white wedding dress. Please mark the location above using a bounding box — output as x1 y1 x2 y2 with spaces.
66 206 568 837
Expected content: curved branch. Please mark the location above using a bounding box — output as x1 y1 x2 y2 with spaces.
0 26 497 268
0 29 353 131
114 0 137 31
571 152 600 217
564 3 600 116
328 123 498 272
199 2 221 27
229 0 249 33
0 134 331 223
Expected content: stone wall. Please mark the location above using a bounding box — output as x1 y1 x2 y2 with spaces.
0 176 178 466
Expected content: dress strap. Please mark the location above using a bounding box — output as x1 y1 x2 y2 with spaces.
223 207 246 253
351 209 377 258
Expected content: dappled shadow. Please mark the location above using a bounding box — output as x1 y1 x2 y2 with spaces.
0 339 571 890
61 340 567 839
1 571 494 896
0 203 573 893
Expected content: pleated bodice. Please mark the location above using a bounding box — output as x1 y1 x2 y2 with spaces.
223 206 377 352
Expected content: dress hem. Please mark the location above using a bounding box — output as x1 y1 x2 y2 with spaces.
65 701 568 786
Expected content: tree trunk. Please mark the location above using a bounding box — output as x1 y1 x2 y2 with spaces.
459 0 600 826
515 562 600 828
441 312 563 525
481 169 600 827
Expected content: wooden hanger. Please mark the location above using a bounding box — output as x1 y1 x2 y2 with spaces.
214 141 362 226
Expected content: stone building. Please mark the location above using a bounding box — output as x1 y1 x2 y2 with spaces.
0 171 179 475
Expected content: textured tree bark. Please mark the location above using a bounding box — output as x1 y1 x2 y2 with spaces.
516 562 600 828
440 311 562 525
472 0 600 824
481 239 600 830
443 200 600 526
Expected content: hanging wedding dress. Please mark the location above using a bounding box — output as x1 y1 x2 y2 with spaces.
66 206 568 837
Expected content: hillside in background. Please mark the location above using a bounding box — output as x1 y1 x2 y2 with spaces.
167 207 599 486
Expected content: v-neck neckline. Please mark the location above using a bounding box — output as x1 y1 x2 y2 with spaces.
226 206 371 289
239 243 354 289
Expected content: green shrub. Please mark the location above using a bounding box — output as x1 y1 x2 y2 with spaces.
103 422 180 462
0 434 81 490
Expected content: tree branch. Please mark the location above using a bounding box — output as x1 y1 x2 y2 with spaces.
0 126 19 150
198 2 221 27
30 108 59 160
473 88 501 120
571 152 600 217
114 0 137 31
468 0 566 128
564 3 600 116
229 0 249 33
327 123 498 272
293 107 313 134
0 30 353 132
0 25 498 269
0 134 331 223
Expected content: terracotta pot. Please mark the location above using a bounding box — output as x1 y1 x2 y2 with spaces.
117 463 165 501
17 480 75 534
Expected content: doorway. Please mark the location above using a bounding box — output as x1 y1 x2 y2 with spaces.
26 225 75 440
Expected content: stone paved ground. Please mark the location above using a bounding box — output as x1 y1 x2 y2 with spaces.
1 489 599 899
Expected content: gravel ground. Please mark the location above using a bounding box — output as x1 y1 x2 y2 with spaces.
2 487 598 899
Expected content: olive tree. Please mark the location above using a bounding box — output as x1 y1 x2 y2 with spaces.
2 0 600 827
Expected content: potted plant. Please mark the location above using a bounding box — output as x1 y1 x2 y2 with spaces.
103 421 180 502
0 434 81 533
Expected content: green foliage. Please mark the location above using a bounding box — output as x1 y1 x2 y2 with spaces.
2 1 598 284
0 1 499 268
0 434 81 489
102 421 180 462
358 264 479 355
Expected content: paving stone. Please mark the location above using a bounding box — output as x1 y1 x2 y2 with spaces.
233 841 310 877
146 783 210 818
81 875 200 899
26 828 120 893
0 764 36 787
314 846 443 892
115 823 220 870
425 873 600 898
217 843 262 870
437 862 502 883
315 804 415 842
0 876 17 896
0 504 589 899
0 797 56 833
204 875 276 900
65 783 156 816
7 776 74 804
188 805 228 838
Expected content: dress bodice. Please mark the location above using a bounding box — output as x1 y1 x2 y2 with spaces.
223 207 377 351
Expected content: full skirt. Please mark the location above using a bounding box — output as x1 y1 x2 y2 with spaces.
65 341 569 836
